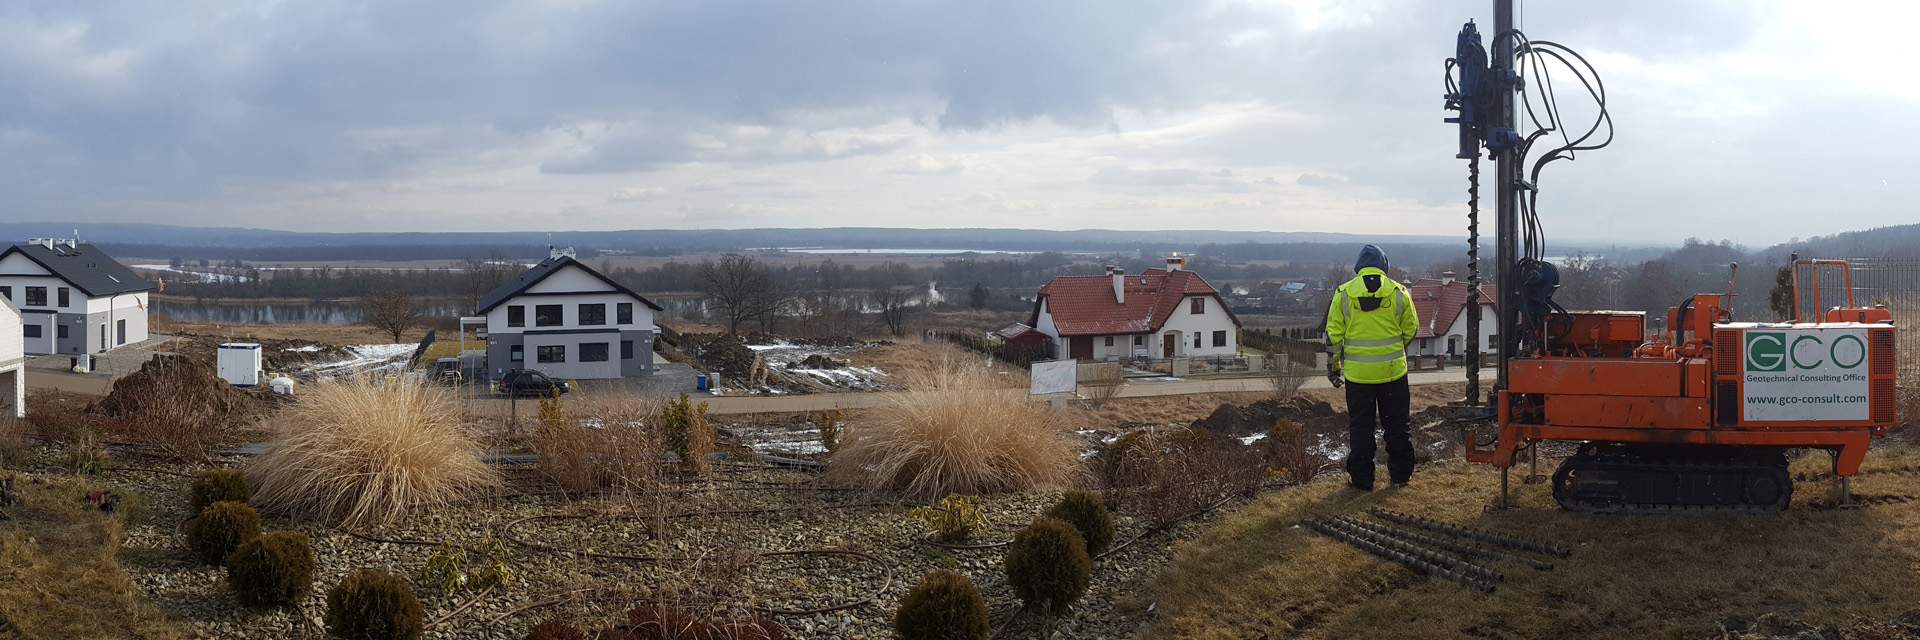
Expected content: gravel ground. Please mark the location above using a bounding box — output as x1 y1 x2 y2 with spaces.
40 446 1275 640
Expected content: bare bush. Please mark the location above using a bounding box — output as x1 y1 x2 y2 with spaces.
1081 363 1125 408
99 356 232 463
1098 428 1266 529
533 397 664 496
1261 420 1330 484
0 416 31 468
246 378 500 527
829 363 1077 500
1267 356 1309 400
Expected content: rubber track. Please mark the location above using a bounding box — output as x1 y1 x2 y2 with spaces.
1304 519 1495 593
1335 515 1554 571
1369 509 1572 558
1550 453 1791 514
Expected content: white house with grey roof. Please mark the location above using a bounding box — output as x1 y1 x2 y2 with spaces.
478 249 662 380
1 297 24 418
0 239 155 356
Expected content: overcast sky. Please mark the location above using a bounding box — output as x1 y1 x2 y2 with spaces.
1 0 1913 245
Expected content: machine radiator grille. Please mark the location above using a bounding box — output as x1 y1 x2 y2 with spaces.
1715 330 1741 377
1875 379 1897 424
1872 329 1895 376
1717 381 1739 426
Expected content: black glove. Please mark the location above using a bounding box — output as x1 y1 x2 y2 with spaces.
1326 367 1345 389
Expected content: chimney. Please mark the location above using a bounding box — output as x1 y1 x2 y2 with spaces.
1166 256 1184 272
551 246 577 260
1441 270 1456 285
1110 267 1126 304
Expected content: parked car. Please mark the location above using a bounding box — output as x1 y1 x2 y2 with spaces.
496 369 570 397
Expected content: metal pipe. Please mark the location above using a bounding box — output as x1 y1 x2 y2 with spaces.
1305 519 1495 593
1319 517 1503 582
1493 0 1518 395
1369 508 1571 557
1335 515 1552 571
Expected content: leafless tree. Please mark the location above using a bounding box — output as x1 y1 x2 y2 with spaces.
456 252 521 315
362 290 421 342
873 287 915 337
697 254 784 334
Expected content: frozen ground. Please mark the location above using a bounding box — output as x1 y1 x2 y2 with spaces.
303 343 416 378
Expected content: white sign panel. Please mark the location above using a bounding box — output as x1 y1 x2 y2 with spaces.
1029 359 1079 396
1742 327 1871 422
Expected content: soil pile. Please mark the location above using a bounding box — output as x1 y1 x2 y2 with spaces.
790 354 846 370
1189 396 1340 437
173 334 352 371
96 355 276 427
687 334 758 380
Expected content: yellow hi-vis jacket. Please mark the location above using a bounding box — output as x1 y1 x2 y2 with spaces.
1326 267 1419 384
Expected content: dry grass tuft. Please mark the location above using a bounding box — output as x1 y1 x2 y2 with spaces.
534 396 665 496
246 378 499 527
1081 363 1125 408
0 474 184 638
1099 428 1267 529
829 362 1077 499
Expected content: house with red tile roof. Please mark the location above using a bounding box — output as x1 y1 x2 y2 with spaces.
1028 258 1242 361
1405 271 1497 361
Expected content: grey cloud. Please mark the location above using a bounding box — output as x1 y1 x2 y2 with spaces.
608 188 667 202
1089 167 1205 186
1297 173 1345 186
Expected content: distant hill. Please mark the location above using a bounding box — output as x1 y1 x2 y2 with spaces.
1764 223 1920 261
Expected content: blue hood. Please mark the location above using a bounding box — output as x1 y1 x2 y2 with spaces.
1354 245 1390 273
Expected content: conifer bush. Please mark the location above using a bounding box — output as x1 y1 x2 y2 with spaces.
1003 517 1091 613
893 569 989 640
190 469 250 513
1044 491 1115 556
325 569 425 640
186 500 261 564
226 531 315 608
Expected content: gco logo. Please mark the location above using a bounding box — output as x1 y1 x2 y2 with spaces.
1745 331 1866 372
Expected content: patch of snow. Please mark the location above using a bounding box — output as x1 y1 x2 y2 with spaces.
284 345 323 352
1240 433 1269 446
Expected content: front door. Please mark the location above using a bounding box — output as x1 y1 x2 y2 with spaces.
1069 337 1093 360
1163 332 1178 358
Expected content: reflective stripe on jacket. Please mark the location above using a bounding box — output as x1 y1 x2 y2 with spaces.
1325 267 1419 384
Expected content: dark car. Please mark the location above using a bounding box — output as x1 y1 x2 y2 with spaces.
496 369 570 397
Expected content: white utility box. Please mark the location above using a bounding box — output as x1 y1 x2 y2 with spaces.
217 343 263 387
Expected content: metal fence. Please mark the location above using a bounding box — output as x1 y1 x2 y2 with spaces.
1795 258 1920 387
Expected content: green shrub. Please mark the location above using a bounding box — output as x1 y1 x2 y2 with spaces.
909 494 988 543
186 501 261 565
1044 491 1115 556
893 569 989 640
525 620 587 640
325 570 425 640
190 469 250 513
1004 517 1091 613
226 531 315 608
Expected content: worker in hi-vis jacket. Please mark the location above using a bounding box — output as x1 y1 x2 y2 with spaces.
1324 244 1420 490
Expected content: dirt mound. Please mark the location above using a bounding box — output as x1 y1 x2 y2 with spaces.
742 331 781 346
789 354 846 370
1189 396 1339 437
97 355 246 420
687 334 758 380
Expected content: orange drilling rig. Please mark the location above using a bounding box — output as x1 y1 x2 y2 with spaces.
1443 2 1897 511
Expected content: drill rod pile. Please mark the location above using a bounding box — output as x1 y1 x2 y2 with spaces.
1318 516 1503 582
1304 518 1497 593
1370 509 1572 557
1335 515 1555 572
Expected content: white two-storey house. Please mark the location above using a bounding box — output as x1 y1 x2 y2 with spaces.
478 250 663 380
1030 258 1243 361
0 239 155 356
1 297 23 418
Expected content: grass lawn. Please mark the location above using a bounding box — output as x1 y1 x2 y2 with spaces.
0 474 183 638
1147 452 1920 639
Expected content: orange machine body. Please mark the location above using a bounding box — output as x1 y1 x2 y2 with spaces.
1466 293 1897 477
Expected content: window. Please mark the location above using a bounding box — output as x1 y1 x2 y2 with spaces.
24 286 46 306
117 319 126 345
1193 332 1202 349
0 286 9 301
1133 335 1143 346
507 305 525 327
1104 336 1114 347
57 324 68 339
22 324 40 339
578 303 606 325
1420 338 1430 350
1190 297 1205 314
617 303 633 324
57 287 69 307
1212 330 1228 347
535 304 563 327
537 345 567 363
509 345 524 362
621 340 635 360
580 342 610 362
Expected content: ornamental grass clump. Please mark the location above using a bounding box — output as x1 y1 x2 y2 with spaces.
226 531 315 609
524 620 587 640
1004 517 1091 613
245 378 499 527
326 569 425 640
828 363 1076 499
185 501 261 565
1044 491 1115 556
189 469 250 513
893 569 990 640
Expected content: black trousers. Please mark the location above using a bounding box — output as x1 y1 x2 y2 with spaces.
1345 374 1413 488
